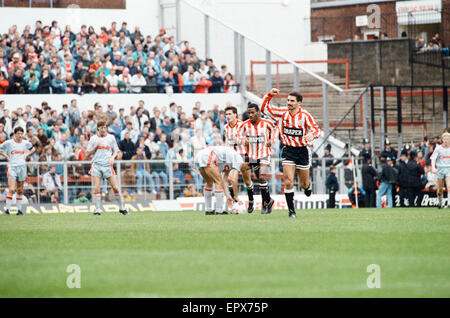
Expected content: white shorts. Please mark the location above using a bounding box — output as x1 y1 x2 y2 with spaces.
195 149 218 169
437 167 450 179
89 163 116 179
6 165 27 182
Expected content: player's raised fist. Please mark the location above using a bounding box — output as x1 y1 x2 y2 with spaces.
270 88 280 96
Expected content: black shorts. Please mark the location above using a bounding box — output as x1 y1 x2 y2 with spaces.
244 154 271 172
281 145 311 170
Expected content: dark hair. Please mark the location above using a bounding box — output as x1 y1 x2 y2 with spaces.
14 127 24 134
288 91 303 102
224 106 237 115
247 102 259 111
97 120 107 128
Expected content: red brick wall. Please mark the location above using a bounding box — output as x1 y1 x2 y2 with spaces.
443 0 450 46
310 2 397 42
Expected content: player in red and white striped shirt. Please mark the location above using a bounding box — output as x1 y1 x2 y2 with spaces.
239 103 277 214
224 106 254 213
261 88 322 218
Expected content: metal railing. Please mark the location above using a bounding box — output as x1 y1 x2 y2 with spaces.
179 0 342 92
0 157 362 205
250 59 350 92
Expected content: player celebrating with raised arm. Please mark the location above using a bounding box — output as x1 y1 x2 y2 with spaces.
195 145 249 215
239 102 276 214
87 120 128 216
224 106 255 213
431 131 450 209
261 88 321 218
0 127 36 215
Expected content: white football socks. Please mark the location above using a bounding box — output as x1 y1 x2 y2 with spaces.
93 193 101 213
115 192 125 210
215 190 224 214
204 188 213 212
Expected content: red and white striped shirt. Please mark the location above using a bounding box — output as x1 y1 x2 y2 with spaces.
239 118 276 160
261 93 321 147
224 120 246 155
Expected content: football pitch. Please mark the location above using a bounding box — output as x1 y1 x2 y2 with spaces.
0 208 449 298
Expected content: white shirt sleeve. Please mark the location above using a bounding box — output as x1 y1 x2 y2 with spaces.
87 135 97 152
430 146 440 161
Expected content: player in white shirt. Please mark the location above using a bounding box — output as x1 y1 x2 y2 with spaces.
0 127 36 215
195 146 249 215
431 132 450 209
86 120 128 215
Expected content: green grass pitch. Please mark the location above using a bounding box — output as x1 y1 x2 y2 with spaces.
0 208 449 298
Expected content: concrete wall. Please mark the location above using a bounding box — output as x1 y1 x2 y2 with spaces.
327 38 450 85
163 0 327 74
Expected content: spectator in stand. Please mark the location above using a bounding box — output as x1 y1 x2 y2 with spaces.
348 181 365 208
397 150 409 207
160 116 174 136
0 72 8 94
157 71 174 93
325 165 338 208
172 162 186 198
219 65 228 79
118 67 132 93
195 60 209 79
170 66 183 93
8 68 27 94
376 156 396 208
108 117 122 142
119 131 137 160
209 70 224 93
132 147 156 195
142 68 157 93
415 37 426 52
406 151 425 207
195 75 212 93
206 58 217 77
106 67 119 93
158 133 169 158
424 40 439 52
42 165 63 202
132 106 149 133
150 151 168 196
51 72 67 94
223 73 237 93
121 121 138 143
55 132 73 160
130 70 146 93
81 68 96 94
183 184 202 197
322 144 335 168
215 110 227 136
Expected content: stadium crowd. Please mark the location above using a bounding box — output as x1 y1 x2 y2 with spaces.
0 98 284 204
0 93 444 208
0 21 239 95
323 136 442 209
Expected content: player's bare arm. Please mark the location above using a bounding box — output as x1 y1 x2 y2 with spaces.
432 158 437 174
25 148 37 160
110 151 119 165
0 151 10 161
86 141 101 158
